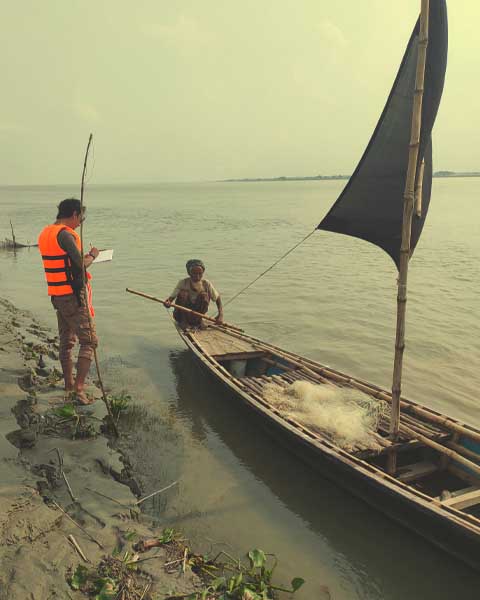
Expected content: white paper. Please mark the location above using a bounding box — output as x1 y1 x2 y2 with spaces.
93 249 114 264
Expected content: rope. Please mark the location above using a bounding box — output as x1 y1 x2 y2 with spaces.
223 227 317 307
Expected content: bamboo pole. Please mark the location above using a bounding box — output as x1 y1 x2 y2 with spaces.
79 134 118 436
446 441 480 465
389 0 430 473
400 423 480 479
125 287 244 332
415 159 425 217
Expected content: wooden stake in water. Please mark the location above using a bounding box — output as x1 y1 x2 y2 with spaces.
9 219 16 248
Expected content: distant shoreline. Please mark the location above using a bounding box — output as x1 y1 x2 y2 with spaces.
222 171 480 183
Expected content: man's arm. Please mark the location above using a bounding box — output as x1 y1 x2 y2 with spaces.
164 281 182 307
215 296 224 323
57 230 98 268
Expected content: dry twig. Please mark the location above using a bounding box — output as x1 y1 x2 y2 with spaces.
67 534 89 562
135 480 178 506
53 500 104 549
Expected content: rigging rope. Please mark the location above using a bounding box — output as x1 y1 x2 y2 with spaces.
224 227 317 307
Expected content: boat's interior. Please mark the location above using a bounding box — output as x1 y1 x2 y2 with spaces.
185 326 480 519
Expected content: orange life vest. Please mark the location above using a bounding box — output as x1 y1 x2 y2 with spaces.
38 224 94 315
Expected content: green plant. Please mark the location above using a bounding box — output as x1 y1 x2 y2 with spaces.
108 391 131 421
158 527 181 544
51 403 95 439
53 403 78 419
70 564 88 590
185 548 304 600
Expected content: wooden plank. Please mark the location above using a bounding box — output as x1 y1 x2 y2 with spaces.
192 328 258 356
397 461 438 483
213 351 265 361
442 488 480 510
435 486 477 502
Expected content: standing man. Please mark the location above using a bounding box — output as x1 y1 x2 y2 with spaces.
38 198 100 404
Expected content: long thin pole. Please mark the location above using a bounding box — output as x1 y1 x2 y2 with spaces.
126 288 243 332
79 134 118 436
389 1 430 467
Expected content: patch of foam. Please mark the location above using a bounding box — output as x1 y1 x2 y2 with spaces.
264 380 389 452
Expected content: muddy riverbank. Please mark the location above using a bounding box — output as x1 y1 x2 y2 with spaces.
0 297 308 600
0 297 207 599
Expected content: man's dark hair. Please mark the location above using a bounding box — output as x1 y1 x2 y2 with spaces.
56 198 85 219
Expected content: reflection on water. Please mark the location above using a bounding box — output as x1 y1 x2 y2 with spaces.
1 180 480 598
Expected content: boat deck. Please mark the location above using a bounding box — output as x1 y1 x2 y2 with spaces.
186 326 451 456
191 327 260 357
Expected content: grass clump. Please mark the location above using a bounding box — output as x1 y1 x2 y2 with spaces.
69 553 149 599
108 391 131 421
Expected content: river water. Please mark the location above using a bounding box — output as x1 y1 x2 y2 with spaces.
1 179 479 598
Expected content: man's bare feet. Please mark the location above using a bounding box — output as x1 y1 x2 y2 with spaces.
64 389 74 402
74 390 95 405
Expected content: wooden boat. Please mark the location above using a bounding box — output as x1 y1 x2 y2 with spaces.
175 322 480 570
169 1 480 571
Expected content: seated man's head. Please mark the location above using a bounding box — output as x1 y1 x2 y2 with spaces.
57 198 86 228
186 259 205 282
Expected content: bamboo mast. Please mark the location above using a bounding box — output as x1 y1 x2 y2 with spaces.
415 159 425 217
389 0 430 471
79 134 118 436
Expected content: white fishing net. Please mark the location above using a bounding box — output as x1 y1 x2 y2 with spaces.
263 380 390 452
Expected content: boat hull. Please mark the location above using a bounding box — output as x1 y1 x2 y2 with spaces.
176 325 480 571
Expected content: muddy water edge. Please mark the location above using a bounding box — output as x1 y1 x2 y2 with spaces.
1 297 305 600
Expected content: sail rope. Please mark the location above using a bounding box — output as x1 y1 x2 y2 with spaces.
223 227 317 307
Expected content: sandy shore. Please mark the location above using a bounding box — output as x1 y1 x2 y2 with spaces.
0 297 199 599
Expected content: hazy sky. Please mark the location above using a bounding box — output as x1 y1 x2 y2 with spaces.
1 1 478 184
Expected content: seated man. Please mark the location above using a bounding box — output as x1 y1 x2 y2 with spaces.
165 259 223 328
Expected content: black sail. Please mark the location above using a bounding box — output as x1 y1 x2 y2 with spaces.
317 1 448 269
